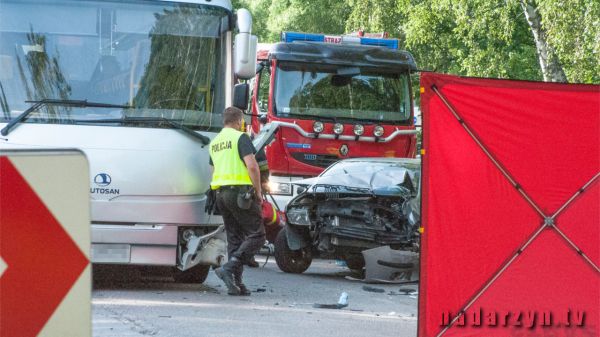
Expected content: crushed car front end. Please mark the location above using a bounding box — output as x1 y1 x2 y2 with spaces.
276 158 421 272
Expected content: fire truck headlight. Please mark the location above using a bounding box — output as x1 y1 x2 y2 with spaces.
353 124 364 136
374 125 385 137
313 121 324 133
333 123 344 135
268 181 292 195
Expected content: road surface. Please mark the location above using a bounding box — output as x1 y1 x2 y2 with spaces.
93 257 418 337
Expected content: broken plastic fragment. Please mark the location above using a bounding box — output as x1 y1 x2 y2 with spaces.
313 292 349 309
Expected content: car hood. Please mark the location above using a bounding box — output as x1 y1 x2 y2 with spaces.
294 166 417 197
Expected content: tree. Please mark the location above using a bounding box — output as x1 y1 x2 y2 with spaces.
233 0 272 42
237 0 351 42
519 0 567 82
347 0 542 80
527 0 599 83
267 0 351 41
241 0 597 84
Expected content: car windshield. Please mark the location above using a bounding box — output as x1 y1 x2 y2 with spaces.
0 0 229 131
274 61 411 124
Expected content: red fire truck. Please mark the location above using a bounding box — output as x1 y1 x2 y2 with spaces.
250 32 418 206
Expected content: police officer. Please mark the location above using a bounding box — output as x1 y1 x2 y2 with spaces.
209 107 265 296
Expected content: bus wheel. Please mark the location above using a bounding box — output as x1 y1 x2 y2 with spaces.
173 264 210 283
274 228 312 274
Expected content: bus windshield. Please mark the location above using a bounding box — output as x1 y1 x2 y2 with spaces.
274 61 412 124
0 0 229 131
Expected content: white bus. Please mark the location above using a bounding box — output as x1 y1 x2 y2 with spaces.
0 0 257 282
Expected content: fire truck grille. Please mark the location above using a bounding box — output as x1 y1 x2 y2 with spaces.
291 153 340 168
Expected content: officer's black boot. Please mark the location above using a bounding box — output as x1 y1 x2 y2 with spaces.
234 268 251 296
215 258 241 295
245 256 259 268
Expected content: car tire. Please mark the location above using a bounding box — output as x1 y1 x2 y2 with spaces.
274 228 312 274
172 264 210 283
345 254 365 271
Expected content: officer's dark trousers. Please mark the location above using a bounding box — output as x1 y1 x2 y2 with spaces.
216 187 265 270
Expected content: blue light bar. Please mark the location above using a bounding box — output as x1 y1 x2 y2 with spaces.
360 37 398 49
282 32 325 43
281 32 399 50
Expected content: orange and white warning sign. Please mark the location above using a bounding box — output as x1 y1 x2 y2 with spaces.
0 150 91 337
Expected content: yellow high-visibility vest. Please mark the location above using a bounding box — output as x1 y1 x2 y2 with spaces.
209 128 252 190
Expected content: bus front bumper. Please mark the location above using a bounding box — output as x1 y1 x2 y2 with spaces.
91 223 226 270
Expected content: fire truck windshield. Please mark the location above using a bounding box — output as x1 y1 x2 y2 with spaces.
274 62 411 124
0 0 229 131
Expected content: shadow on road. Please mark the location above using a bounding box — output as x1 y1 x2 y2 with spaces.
92 265 218 292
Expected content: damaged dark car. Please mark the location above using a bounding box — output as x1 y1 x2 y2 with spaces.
274 158 421 273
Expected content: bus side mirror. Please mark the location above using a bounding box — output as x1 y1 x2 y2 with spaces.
233 83 249 111
234 9 257 80
234 34 257 79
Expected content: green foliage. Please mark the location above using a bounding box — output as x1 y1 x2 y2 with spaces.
347 0 542 81
535 0 600 83
237 0 597 84
236 0 350 42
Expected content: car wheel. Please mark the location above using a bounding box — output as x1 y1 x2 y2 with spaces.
274 228 312 274
172 264 210 283
345 254 365 271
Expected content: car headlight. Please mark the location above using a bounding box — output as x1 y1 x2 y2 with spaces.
373 125 385 137
268 181 292 195
333 123 344 135
313 121 324 133
353 124 364 136
286 207 311 226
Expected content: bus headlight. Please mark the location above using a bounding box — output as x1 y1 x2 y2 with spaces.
268 181 292 195
287 207 311 226
313 121 324 133
353 124 364 136
374 125 385 137
333 123 344 135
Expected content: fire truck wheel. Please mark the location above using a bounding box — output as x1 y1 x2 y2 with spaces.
172 264 210 283
274 228 312 274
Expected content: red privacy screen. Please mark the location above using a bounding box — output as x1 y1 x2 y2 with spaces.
418 72 599 337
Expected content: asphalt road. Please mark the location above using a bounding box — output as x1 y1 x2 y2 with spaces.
93 257 418 337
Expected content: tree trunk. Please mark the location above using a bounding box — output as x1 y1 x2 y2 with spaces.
519 0 567 82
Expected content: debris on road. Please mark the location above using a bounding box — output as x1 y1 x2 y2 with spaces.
399 288 417 295
335 259 347 267
362 285 385 293
313 292 349 309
